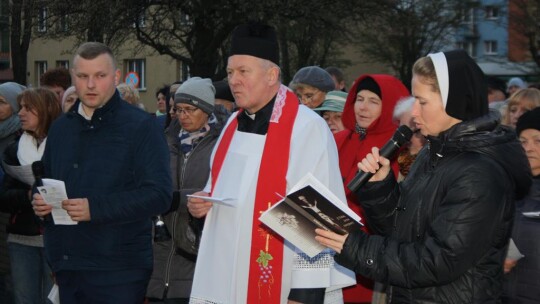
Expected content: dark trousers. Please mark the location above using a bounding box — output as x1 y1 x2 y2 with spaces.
55 269 152 304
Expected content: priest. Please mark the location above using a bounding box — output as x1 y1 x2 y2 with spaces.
187 23 355 304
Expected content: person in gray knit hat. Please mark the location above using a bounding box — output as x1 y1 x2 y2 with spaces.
147 76 222 303
0 82 25 155
174 77 215 116
289 66 335 109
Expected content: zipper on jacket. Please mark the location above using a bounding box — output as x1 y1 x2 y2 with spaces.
161 134 212 299
162 282 169 300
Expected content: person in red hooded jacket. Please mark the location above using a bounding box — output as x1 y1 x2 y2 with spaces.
334 74 409 303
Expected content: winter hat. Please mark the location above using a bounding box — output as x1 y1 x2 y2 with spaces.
487 76 507 96
230 23 279 65
213 80 235 103
289 66 335 93
314 91 347 113
174 77 215 115
0 82 26 112
428 50 488 121
516 106 540 136
355 76 382 99
61 86 77 107
507 77 527 91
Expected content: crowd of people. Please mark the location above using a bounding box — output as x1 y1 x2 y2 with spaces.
0 22 538 304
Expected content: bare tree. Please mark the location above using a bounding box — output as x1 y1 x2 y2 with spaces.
353 0 475 86
127 0 369 81
9 0 40 84
273 0 364 83
25 0 375 81
509 0 540 68
46 0 138 51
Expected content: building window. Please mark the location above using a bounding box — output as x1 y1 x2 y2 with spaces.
461 8 474 24
485 6 499 20
35 61 48 84
180 11 192 26
484 40 498 55
37 7 47 33
179 60 190 81
132 13 146 28
57 15 69 32
125 59 146 90
56 60 69 69
457 41 477 58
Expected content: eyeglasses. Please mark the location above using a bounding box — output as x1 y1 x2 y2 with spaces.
173 107 199 115
297 90 322 105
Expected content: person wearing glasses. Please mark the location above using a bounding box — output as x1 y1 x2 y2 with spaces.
289 66 335 109
147 77 223 303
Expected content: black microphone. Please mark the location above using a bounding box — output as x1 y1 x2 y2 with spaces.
32 161 50 221
347 125 413 192
32 161 44 187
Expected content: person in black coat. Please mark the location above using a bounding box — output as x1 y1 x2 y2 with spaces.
0 88 61 304
503 106 540 304
316 50 532 303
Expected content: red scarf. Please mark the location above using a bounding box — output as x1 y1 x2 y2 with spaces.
211 85 299 303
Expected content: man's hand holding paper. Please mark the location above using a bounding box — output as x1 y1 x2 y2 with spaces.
62 198 91 222
32 192 52 217
33 178 78 225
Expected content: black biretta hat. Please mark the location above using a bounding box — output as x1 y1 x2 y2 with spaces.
230 23 279 65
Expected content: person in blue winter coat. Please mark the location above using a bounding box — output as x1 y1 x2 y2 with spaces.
32 42 172 304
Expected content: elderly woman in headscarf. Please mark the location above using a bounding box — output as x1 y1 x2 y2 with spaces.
316 50 531 303
0 82 25 156
61 86 78 113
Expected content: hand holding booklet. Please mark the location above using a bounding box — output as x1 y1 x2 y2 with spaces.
259 173 362 258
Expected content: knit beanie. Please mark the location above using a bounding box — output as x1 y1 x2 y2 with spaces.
230 23 280 65
516 106 540 136
0 82 26 112
487 76 507 96
289 66 335 93
175 77 215 115
507 77 527 91
313 90 347 113
428 50 488 121
355 76 382 99
213 80 235 103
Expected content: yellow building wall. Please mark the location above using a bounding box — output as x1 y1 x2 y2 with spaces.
27 37 183 112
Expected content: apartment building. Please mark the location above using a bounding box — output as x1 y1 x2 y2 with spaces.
454 0 537 79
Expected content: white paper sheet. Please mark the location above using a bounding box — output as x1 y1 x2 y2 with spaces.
38 178 77 225
522 211 540 218
2 163 35 186
186 194 235 207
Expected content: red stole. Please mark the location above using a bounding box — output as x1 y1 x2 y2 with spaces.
211 85 299 303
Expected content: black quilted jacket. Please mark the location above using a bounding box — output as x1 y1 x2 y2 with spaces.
336 112 531 303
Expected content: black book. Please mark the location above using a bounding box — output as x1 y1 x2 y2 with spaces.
259 174 362 258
